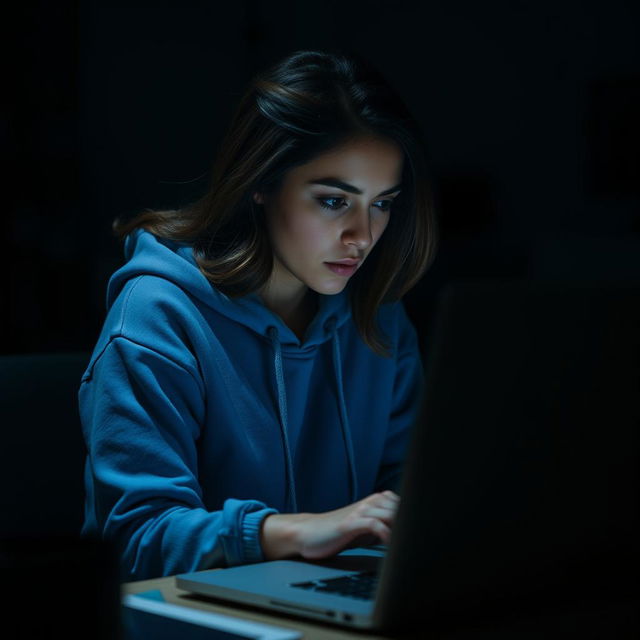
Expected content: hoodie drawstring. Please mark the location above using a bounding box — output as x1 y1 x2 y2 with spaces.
268 326 298 513
267 320 358 515
325 317 359 504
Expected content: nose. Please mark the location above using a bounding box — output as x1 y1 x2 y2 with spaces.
341 207 373 251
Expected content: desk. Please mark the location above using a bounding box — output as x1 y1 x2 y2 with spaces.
123 574 390 640
123 575 637 639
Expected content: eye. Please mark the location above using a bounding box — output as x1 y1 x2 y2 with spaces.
373 199 393 212
316 197 347 211
316 197 394 212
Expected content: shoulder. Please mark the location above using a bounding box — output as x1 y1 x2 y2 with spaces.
102 275 205 363
82 274 206 388
117 274 197 317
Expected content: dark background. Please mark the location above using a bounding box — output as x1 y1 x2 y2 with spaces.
4 0 640 356
2 5 639 632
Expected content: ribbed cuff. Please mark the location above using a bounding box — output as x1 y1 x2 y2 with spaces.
241 507 279 564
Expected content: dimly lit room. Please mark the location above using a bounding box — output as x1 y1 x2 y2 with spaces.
2 1 638 638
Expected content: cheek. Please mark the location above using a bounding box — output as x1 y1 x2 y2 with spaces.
372 215 391 244
283 211 330 251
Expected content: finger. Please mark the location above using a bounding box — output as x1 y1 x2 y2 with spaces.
367 492 400 512
359 506 398 526
344 533 381 549
346 517 392 545
343 516 391 543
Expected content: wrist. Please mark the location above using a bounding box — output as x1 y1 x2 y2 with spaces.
260 513 303 560
241 508 279 564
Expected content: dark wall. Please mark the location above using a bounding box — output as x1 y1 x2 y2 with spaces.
4 0 640 355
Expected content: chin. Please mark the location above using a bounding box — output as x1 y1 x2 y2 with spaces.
310 280 348 296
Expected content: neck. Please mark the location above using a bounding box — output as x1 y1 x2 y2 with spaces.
259 284 318 334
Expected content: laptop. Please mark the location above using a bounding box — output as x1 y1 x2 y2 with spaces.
176 279 640 633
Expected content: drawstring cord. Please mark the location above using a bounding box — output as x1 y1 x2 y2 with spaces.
268 318 358 514
268 326 298 513
325 317 359 504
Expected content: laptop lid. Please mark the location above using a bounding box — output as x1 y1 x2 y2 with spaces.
374 279 639 632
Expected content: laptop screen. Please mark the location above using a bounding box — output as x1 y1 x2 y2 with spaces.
379 279 639 627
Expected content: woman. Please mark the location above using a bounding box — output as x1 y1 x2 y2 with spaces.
80 49 438 581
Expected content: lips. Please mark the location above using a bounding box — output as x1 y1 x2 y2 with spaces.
326 258 360 266
324 260 360 277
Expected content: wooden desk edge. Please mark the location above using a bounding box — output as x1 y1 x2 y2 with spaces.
122 574 391 640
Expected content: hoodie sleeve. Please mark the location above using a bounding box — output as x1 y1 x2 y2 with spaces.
374 301 425 494
80 335 278 581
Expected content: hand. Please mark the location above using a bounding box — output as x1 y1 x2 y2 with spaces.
260 490 400 561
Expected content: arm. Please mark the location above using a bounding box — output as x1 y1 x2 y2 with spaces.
80 336 278 581
259 491 401 560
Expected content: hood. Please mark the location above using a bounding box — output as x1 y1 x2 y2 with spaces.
106 228 352 350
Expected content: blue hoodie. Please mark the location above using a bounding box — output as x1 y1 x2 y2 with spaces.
80 228 424 581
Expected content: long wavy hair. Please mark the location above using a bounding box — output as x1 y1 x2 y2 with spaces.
113 49 438 357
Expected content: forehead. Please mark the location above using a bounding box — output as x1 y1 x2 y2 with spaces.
288 136 404 186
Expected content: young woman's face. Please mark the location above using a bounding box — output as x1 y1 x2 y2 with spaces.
254 135 404 300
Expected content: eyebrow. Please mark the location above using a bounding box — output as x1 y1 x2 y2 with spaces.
306 177 402 197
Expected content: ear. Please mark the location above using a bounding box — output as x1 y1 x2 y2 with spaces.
253 192 264 205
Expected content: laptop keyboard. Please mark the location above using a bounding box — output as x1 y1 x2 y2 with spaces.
290 570 378 601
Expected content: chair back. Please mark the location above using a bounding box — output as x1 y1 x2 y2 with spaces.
0 351 91 537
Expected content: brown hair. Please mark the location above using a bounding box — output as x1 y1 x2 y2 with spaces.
113 49 438 357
